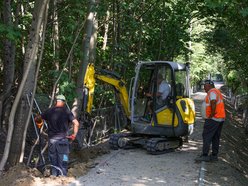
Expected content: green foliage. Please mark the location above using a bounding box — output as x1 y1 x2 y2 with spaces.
92 83 116 109
0 23 21 42
2 0 248 106
240 7 248 17
56 72 77 105
200 0 248 94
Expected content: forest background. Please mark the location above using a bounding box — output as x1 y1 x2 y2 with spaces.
0 0 248 173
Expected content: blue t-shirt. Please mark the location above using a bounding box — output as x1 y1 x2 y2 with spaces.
41 106 75 139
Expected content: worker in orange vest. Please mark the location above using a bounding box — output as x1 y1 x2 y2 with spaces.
195 80 226 162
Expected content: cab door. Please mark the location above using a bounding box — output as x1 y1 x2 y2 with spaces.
152 64 177 126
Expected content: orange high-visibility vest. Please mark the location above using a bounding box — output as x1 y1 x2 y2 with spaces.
205 88 226 119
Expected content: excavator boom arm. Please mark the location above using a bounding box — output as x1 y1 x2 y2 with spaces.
83 64 130 118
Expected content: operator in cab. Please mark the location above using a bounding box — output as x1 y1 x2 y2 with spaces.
143 73 171 121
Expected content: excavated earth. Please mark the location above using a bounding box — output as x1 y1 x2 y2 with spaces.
0 86 248 186
0 142 111 186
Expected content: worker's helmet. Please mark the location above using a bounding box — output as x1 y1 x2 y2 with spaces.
204 80 214 85
56 94 66 102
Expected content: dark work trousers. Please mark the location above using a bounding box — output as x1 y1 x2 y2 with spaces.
202 119 224 156
48 138 69 176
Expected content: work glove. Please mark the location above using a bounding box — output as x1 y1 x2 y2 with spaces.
34 114 43 129
66 134 76 141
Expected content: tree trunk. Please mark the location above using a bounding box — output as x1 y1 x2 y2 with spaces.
157 1 165 60
0 0 50 169
110 0 116 67
89 15 98 63
0 0 16 131
186 17 193 63
72 0 96 118
102 9 110 50
137 1 145 61
116 1 120 49
19 2 49 163
52 0 60 71
20 3 26 55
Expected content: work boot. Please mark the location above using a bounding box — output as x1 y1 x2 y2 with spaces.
195 155 210 162
210 154 218 162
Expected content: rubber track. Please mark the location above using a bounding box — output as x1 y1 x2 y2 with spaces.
146 138 176 155
109 133 130 150
109 134 121 150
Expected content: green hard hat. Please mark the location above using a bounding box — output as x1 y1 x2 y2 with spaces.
56 94 66 101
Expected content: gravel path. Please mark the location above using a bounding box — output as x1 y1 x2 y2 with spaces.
69 147 201 186
68 93 206 186
67 90 248 186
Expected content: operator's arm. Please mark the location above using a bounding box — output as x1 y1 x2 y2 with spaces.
156 92 163 97
145 82 169 98
145 92 152 97
145 91 163 97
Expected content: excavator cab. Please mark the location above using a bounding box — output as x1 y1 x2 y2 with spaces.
131 61 195 136
110 61 195 154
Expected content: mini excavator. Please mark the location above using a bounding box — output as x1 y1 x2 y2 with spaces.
109 61 195 154
82 61 195 154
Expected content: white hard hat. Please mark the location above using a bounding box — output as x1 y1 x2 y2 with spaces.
56 94 66 101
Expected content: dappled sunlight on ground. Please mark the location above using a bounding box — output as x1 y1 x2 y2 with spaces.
182 140 202 152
